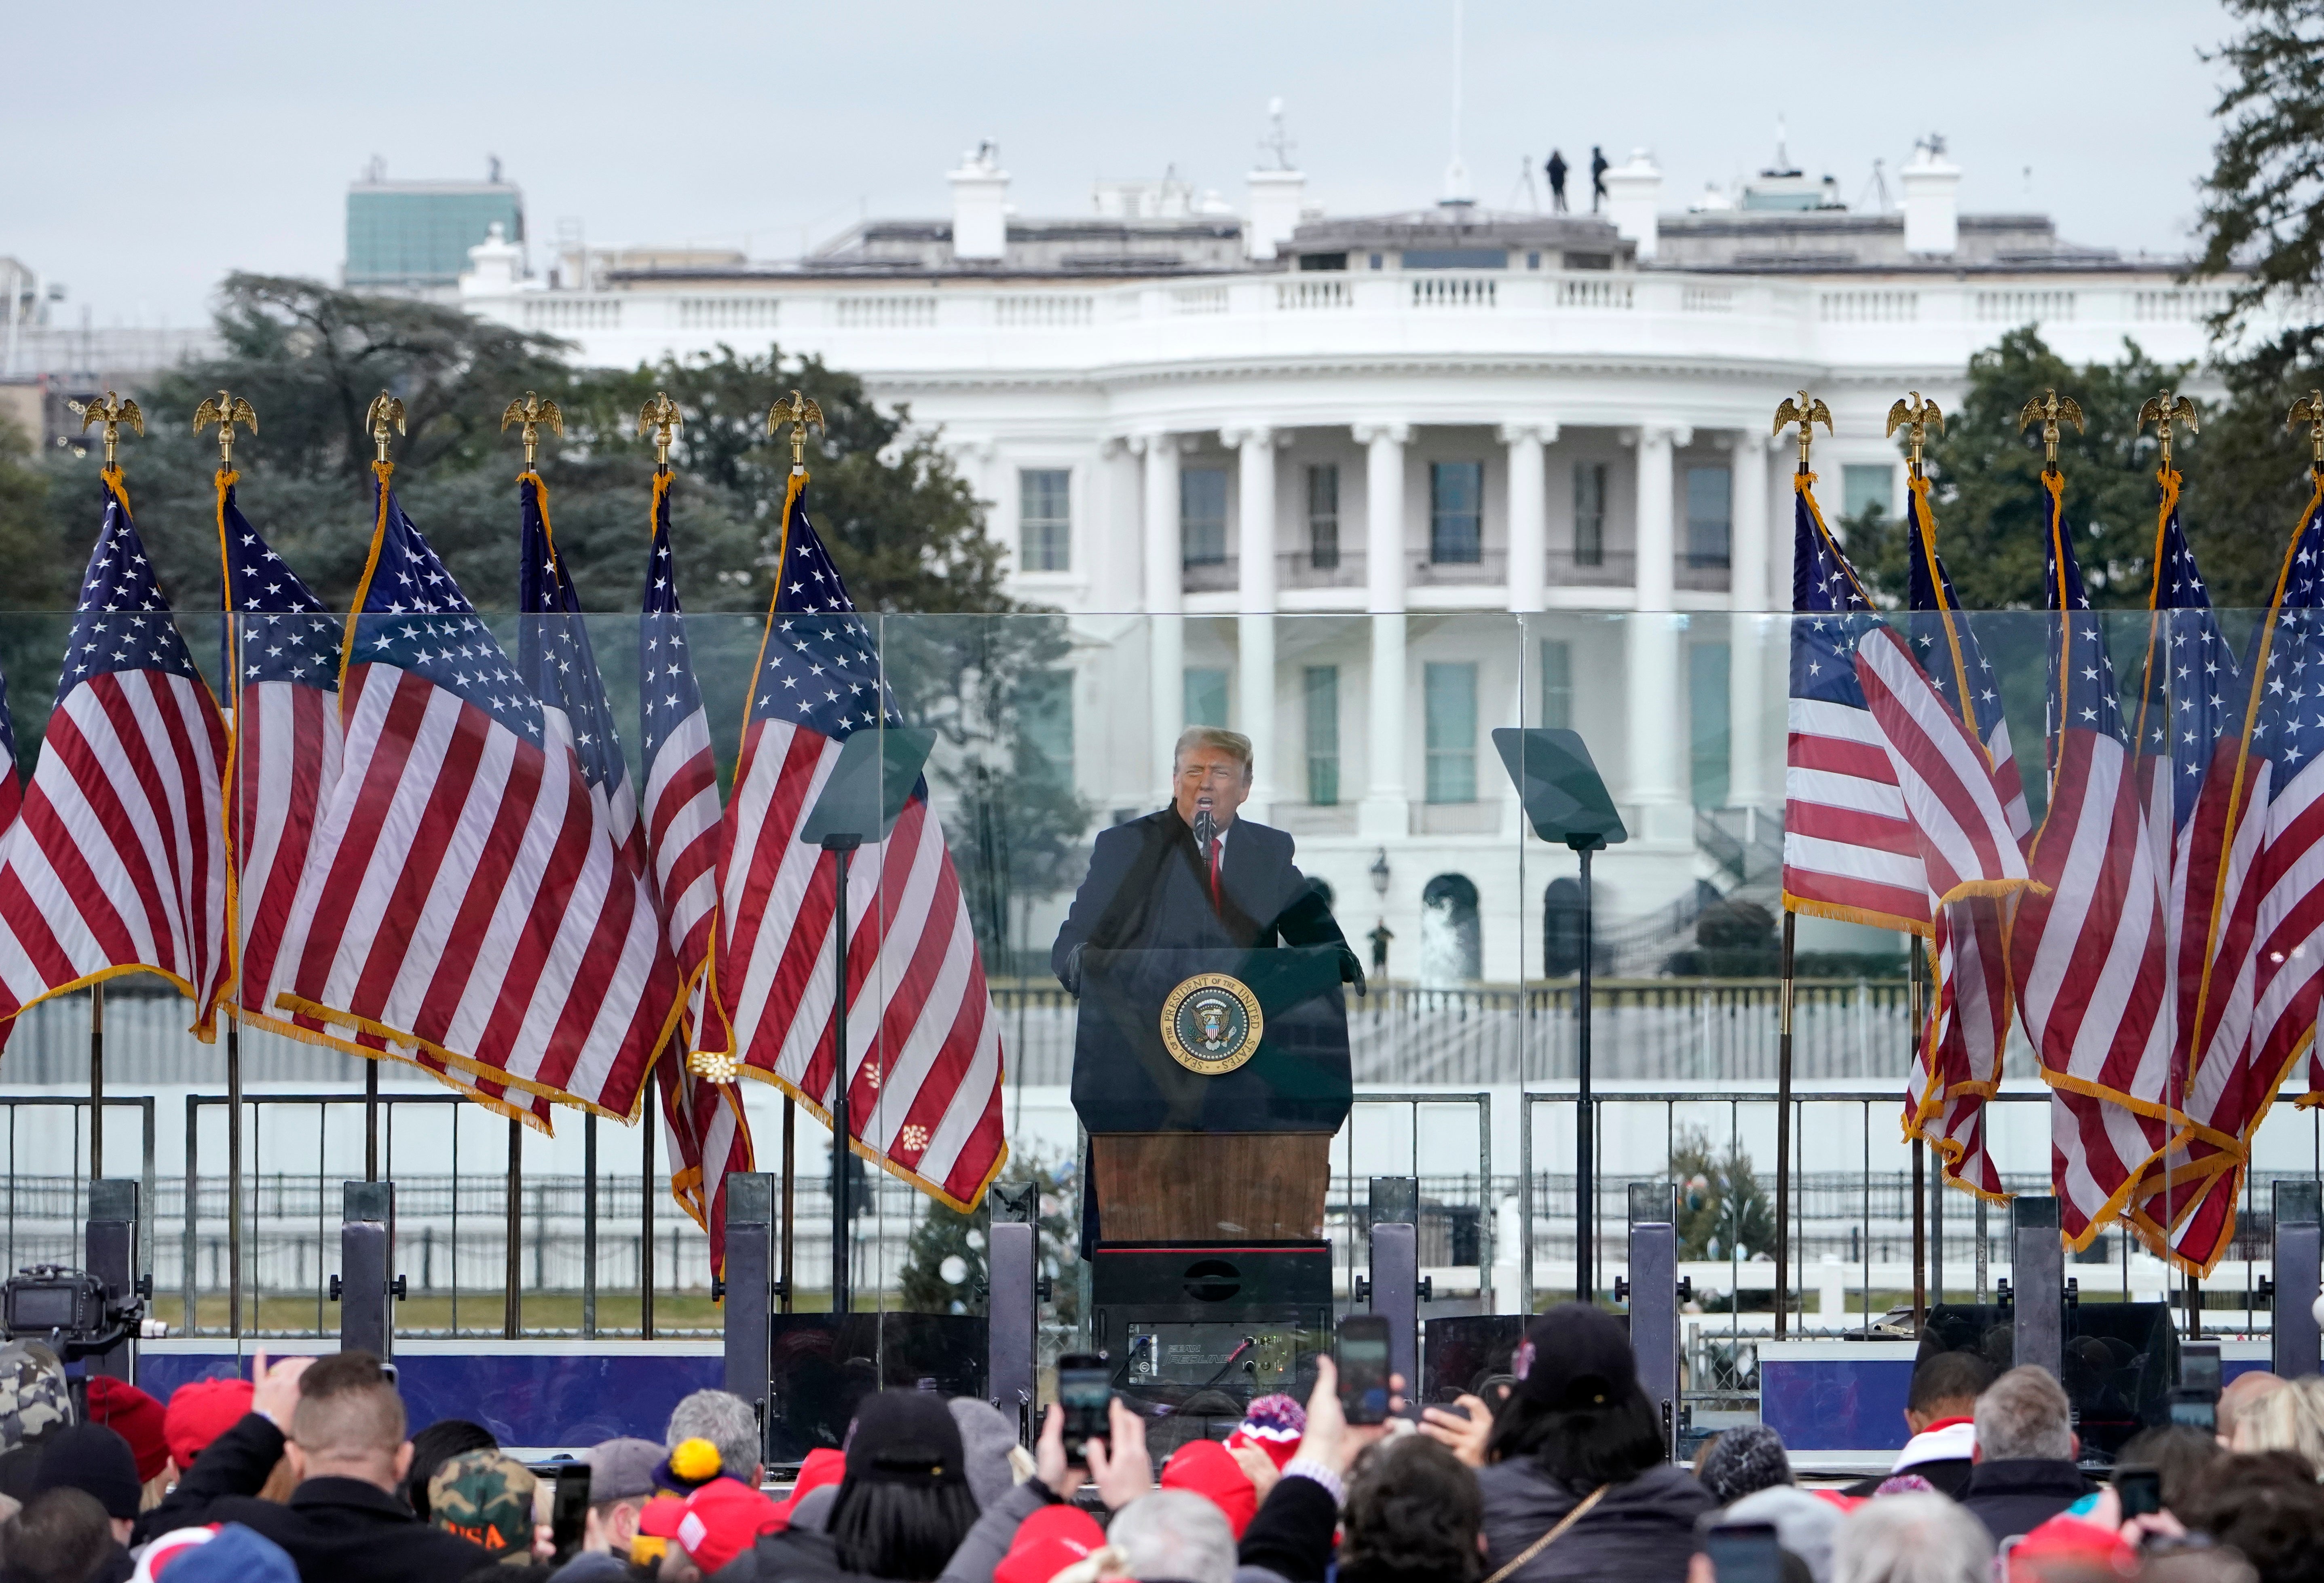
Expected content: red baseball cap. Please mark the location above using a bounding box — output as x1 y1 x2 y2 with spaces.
767 1446 847 1532
995 1503 1107 1583
1160 1438 1258 1539
163 1378 254 1476
86 1377 168 1483
676 1476 782 1574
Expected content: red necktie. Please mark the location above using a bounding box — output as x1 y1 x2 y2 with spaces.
1208 836 1223 914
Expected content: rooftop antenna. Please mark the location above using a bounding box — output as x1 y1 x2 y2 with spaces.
1259 96 1297 171
1441 0 1472 204
1857 156 1890 213
1513 153 1541 213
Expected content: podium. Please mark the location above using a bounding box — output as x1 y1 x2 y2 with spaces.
1072 945 1350 1449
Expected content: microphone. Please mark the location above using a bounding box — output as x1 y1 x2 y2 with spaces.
1193 797 1217 858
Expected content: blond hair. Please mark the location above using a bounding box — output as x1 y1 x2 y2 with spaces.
2240 1376 2324 1473
1173 727 1253 781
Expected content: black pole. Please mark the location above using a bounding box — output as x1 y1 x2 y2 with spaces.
1574 839 1594 1304
780 1098 796 1314
641 1108 656 1338
827 837 862 1316
1909 946 1926 1329
89 983 104 1181
504 1117 522 1339
227 1022 243 1339
1775 910 1795 1339
364 1060 379 1182
583 1112 598 1340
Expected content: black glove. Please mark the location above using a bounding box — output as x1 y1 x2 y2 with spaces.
1061 943 1086 998
1337 945 1367 999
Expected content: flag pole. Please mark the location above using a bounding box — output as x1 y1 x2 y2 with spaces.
360 394 404 1184
1766 394 1826 1342
1910 943 1926 1328
67 393 141 1192
780 1098 795 1314
198 391 259 1339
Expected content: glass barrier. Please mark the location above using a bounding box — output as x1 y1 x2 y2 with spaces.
0 604 2309 1368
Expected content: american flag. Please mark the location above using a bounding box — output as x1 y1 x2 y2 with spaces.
1781 479 1930 935
0 472 228 1032
716 474 1006 1212
2009 475 2178 1247
2158 485 2324 1272
638 469 752 1271
1891 475 2030 1199
266 465 672 1120
2126 478 2242 1254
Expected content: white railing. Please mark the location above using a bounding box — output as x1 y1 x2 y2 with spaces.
1975 289 2077 323
835 294 939 329
1169 284 1230 315
1558 276 1634 310
1413 275 1498 309
676 296 781 331
523 298 622 331
1276 278 1352 311
995 293 1094 328
1681 285 1735 313
1818 290 1918 323
2133 287 2235 322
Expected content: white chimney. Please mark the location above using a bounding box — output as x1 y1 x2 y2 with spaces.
1900 134 1961 256
1244 169 1305 260
949 142 1009 263
1602 149 1663 260
459 221 524 299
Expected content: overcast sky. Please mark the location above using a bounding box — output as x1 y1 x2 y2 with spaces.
8 0 2234 329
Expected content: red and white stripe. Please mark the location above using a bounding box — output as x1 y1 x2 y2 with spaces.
2013 730 2178 1243
0 670 228 1029
1853 628 2032 905
646 702 724 1047
228 678 340 1029
267 665 668 1119
1782 694 1930 934
718 718 1006 1212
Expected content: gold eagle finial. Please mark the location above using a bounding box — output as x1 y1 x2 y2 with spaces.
2016 389 2084 474
2135 390 2199 475
1772 390 1832 476
500 391 563 469
2289 390 2324 470
364 392 407 466
1885 392 1944 477
766 390 825 474
68 391 144 469
638 392 684 471
192 390 258 469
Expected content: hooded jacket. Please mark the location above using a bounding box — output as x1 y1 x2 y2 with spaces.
1475 1458 1713 1583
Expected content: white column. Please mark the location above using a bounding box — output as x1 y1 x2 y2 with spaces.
1632 424 1684 613
1354 423 1411 838
1228 426 1280 817
1141 434 1183 800
1729 428 1770 614
1627 424 1688 839
1098 437 1142 612
1499 422 1554 613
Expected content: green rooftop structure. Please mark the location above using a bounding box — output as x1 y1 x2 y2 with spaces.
346 164 524 291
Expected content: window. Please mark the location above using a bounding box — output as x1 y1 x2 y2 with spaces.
1368 252 1384 269
1018 469 1070 572
1690 643 1730 808
1181 467 1228 566
1843 464 1896 521
1184 667 1229 728
1685 466 1732 569
1402 249 1508 269
1017 669 1073 786
1307 464 1340 569
1430 462 1484 564
1540 640 1573 731
1573 462 1607 567
1424 662 1478 804
1297 252 1348 272
1304 666 1340 806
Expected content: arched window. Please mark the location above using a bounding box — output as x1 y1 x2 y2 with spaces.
1543 877 1585 978
1419 874 1482 984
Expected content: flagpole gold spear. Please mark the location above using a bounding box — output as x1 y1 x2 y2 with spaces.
194 390 258 1340
62 394 142 1210
357 392 404 1185
1768 390 1832 1339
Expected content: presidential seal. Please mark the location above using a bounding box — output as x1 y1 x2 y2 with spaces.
1159 972 1264 1075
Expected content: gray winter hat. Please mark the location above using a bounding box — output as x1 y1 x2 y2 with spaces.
1698 1422 1795 1507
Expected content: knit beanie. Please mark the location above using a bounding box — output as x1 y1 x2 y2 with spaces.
34 1422 142 1519
1698 1421 1795 1507
1225 1393 1305 1471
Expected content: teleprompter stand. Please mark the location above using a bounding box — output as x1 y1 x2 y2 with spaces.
1493 728 1626 1303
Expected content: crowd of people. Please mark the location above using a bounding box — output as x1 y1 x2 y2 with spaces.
0 1309 2322 1583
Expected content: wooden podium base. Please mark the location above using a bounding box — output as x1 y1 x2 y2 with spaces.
1089 1133 1332 1243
